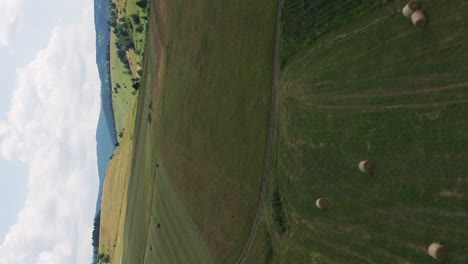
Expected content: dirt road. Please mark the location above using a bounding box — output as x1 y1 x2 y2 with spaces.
235 0 283 263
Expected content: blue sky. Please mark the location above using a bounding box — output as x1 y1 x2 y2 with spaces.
0 0 100 263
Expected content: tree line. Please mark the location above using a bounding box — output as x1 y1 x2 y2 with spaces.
91 210 101 264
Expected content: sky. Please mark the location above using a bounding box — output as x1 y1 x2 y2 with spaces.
0 0 100 263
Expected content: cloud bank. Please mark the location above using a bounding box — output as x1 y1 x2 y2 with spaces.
0 0 23 46
0 6 100 264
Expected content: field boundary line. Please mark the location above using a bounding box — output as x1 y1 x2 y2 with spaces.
235 0 283 262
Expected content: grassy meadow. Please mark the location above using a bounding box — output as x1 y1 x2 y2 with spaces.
109 0 149 138
117 0 278 263
243 222 274 264
269 0 468 263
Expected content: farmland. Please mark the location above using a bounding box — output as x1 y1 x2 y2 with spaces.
268 0 468 263
280 0 390 65
120 0 279 260
99 0 468 263
100 0 278 262
98 101 136 263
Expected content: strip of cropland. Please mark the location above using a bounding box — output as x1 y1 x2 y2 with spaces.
119 0 278 263
99 100 137 263
269 0 468 263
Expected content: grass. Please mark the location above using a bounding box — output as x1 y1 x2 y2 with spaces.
140 164 213 263
272 0 468 263
109 31 136 137
243 222 274 264
280 0 389 65
99 101 137 264
118 0 279 263
109 0 149 138
152 0 278 260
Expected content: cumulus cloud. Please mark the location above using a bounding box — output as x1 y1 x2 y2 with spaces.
0 0 23 46
0 5 100 264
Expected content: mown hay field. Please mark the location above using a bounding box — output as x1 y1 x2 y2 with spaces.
271 0 468 263
118 0 278 263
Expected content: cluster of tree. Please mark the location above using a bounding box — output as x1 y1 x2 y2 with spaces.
271 189 287 234
105 44 111 76
108 0 149 78
124 12 147 36
130 14 145 33
135 0 148 9
130 14 140 25
97 252 110 263
109 3 133 70
131 77 140 90
113 83 123 94
108 3 118 28
91 210 101 264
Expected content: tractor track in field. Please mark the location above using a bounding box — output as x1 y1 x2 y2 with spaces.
235 0 283 263
312 81 468 101
308 98 468 111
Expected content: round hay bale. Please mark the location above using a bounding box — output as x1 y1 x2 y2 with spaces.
428 242 447 261
315 198 329 209
407 0 420 10
411 10 427 28
359 160 374 173
402 1 420 18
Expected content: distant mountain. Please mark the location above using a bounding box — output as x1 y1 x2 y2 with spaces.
92 0 115 262
94 0 116 145
94 0 115 217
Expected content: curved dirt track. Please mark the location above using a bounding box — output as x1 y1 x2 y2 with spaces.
235 0 283 263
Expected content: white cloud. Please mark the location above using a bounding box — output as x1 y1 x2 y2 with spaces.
0 5 100 264
0 0 23 46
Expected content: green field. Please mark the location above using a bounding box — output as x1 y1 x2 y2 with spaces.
117 0 278 263
269 0 468 263
243 222 274 264
100 0 468 263
141 164 213 263
109 31 136 137
109 0 149 138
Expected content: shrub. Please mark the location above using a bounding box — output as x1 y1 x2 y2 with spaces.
271 189 287 234
136 24 144 33
135 0 147 9
130 14 141 24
